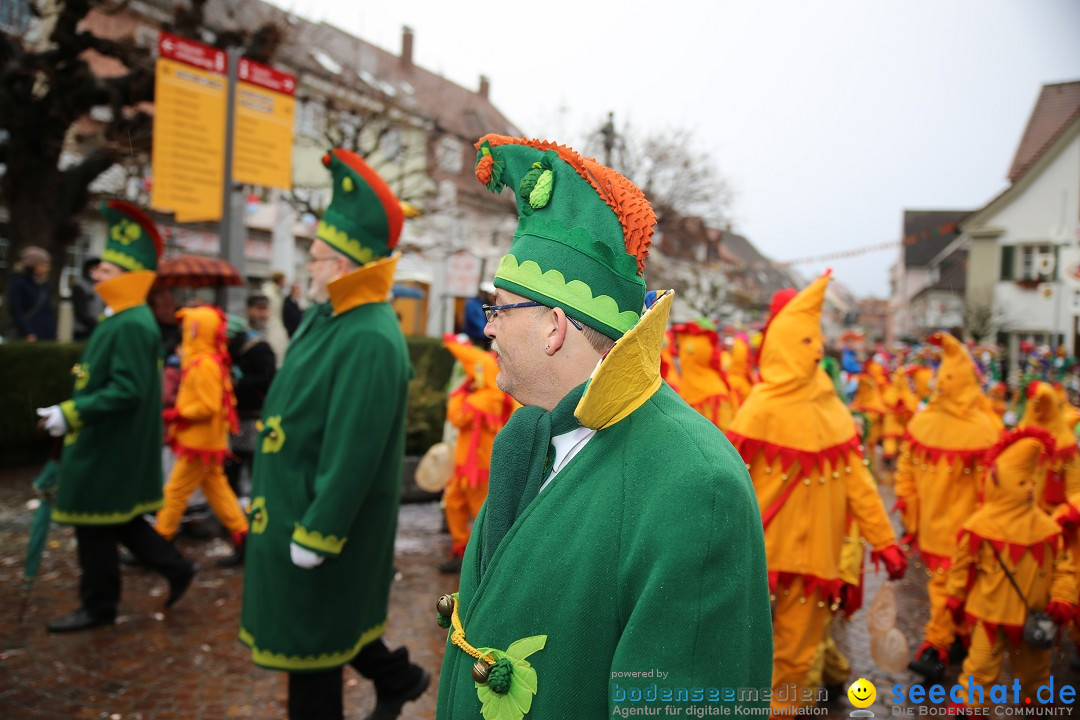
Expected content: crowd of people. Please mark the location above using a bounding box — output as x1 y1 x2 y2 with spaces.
19 131 1080 720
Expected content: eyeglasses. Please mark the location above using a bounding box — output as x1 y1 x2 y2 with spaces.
307 255 339 265
482 301 583 330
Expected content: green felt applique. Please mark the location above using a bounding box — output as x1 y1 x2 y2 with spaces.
261 416 286 454
474 635 546 720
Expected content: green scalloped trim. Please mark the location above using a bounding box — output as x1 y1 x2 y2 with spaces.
102 248 145 272
292 523 347 555
52 498 164 525
59 400 82 432
317 219 377 266
495 255 639 334
239 621 386 671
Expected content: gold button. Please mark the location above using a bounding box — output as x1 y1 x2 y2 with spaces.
832 471 839 479
799 597 807 604
803 478 811 486
817 601 825 608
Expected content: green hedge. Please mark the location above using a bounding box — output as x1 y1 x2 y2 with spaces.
0 337 455 467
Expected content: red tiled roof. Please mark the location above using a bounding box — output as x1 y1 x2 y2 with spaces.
1007 81 1080 183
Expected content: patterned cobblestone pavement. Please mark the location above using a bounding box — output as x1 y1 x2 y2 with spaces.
1 467 1076 718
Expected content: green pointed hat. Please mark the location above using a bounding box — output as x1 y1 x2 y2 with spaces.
474 135 656 339
316 148 404 265
99 200 163 272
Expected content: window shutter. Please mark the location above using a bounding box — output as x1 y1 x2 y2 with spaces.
1000 245 1014 281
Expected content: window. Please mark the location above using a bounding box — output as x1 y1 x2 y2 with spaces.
1019 244 1056 281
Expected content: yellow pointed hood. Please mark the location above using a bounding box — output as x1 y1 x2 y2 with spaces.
728 271 862 464
905 331 1000 457
444 337 500 392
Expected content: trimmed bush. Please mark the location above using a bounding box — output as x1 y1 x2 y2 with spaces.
0 337 456 467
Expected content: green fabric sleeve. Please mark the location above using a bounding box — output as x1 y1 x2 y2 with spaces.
70 329 155 427
292 333 403 557
610 452 771 710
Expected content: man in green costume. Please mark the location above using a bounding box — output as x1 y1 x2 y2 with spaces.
240 149 428 720
434 136 772 720
38 200 197 633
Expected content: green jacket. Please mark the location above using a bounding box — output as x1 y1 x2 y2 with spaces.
436 383 773 718
240 298 411 671
53 304 164 525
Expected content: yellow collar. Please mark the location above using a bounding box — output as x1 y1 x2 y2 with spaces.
327 252 400 316
95 271 156 314
575 290 672 430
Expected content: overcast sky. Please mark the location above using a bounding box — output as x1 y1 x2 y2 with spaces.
275 0 1080 298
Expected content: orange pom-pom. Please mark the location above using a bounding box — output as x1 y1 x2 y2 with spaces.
475 155 494 185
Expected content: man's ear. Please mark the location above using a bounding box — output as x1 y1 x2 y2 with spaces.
544 307 569 356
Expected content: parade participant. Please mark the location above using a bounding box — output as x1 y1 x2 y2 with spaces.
1055 383 1080 435
850 368 887 469
882 368 918 465
989 381 1008 420
659 327 681 392
726 273 906 717
727 334 754 409
909 364 934 407
37 200 196 632
154 305 248 567
435 135 771 719
439 335 509 573
946 428 1075 711
896 331 1001 682
240 150 428 720
672 318 735 429
1019 381 1080 512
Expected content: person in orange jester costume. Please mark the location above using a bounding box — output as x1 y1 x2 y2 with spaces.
946 427 1075 710
851 362 888 452
882 368 918 464
1019 381 1080 513
155 306 248 563
909 364 934 408
726 335 754 410
726 272 906 716
1055 384 1080 435
895 331 1002 681
659 328 681 393
438 335 512 573
989 381 1008 420
673 320 734 430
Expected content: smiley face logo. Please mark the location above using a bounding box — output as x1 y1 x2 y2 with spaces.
848 678 876 708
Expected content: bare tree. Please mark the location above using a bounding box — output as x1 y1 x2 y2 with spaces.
0 0 282 283
584 117 733 227
963 291 1007 343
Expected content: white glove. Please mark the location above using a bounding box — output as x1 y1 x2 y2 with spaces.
36 406 67 437
290 542 324 569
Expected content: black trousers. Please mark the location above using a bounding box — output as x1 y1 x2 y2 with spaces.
75 516 192 617
287 639 419 720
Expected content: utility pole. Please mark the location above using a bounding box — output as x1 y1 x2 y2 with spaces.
218 47 246 316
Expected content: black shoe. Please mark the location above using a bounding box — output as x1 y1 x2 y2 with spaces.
948 638 967 664
439 555 463 574
908 647 946 683
119 548 144 567
365 668 431 720
165 563 197 609
47 608 115 633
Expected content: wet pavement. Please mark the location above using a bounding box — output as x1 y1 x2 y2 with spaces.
0 465 1076 718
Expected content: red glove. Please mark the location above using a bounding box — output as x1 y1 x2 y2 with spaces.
162 408 181 423
877 544 908 580
898 531 916 550
891 497 908 514
946 596 966 626
1057 504 1080 533
1047 601 1075 626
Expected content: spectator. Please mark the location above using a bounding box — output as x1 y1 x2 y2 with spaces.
71 257 105 341
259 271 290 366
8 245 57 341
224 295 277 505
283 281 304 337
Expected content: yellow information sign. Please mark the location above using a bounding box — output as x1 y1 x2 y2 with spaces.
233 80 295 189
150 44 227 222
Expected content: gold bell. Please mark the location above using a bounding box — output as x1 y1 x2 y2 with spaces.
472 658 492 684
436 594 455 618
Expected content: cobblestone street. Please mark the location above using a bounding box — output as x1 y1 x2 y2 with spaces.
0 466 1076 719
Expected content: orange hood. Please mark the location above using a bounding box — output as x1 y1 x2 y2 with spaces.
909 365 933 400
906 332 1000 454
965 428 1060 546
178 306 228 371
444 337 500 391
728 271 861 462
673 324 728 405
1021 381 1078 456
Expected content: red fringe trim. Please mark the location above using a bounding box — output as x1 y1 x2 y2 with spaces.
964 612 1024 647
167 438 232 465
768 571 846 607
905 433 993 467
1051 444 1079 463
727 432 862 474
984 426 1056 467
958 529 1060 565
